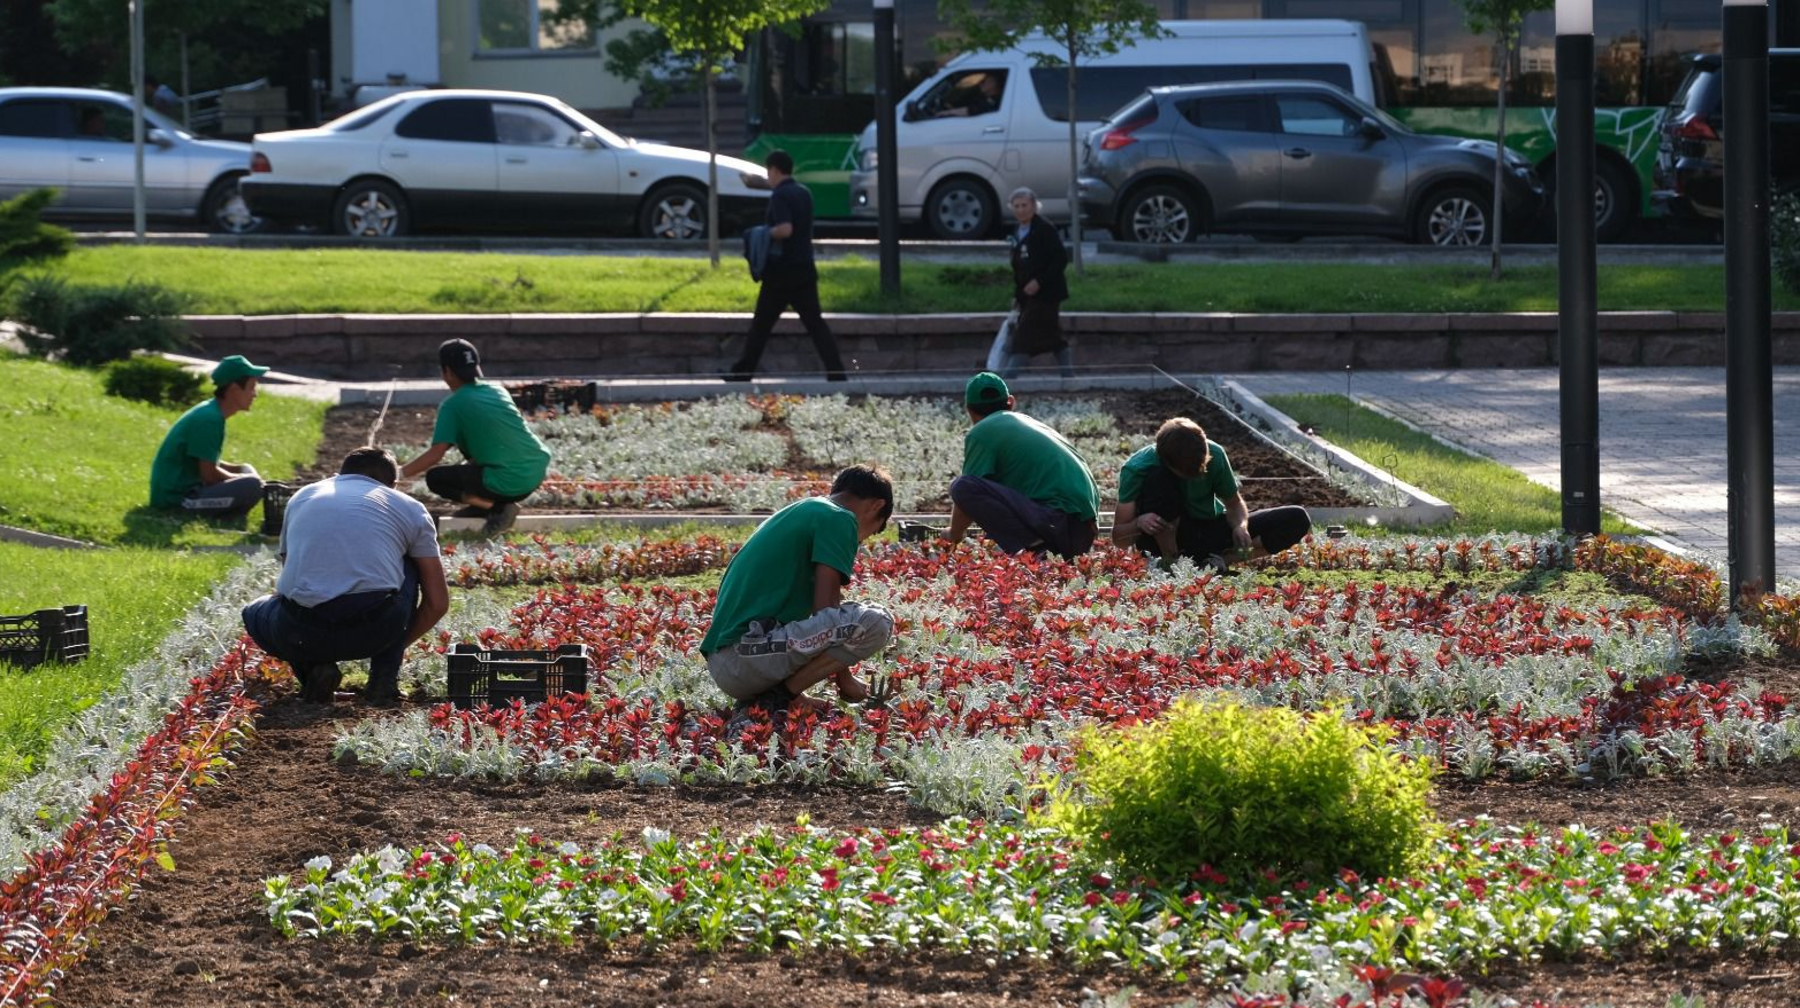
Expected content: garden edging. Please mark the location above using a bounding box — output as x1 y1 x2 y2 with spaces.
184 310 1800 380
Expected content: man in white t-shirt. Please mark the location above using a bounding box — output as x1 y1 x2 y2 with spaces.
241 447 450 704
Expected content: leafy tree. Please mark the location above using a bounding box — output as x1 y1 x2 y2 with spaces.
601 0 831 267
44 0 325 97
1460 0 1551 278
939 0 1165 274
546 1 686 108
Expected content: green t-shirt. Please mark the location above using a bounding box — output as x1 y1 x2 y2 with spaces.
149 399 227 508
1116 441 1237 520
961 411 1100 520
430 380 553 499
700 497 860 656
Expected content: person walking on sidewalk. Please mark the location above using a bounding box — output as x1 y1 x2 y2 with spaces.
942 372 1099 559
725 150 847 382
998 187 1073 379
700 465 895 723
399 338 552 535
148 354 269 521
242 447 450 704
1112 417 1311 570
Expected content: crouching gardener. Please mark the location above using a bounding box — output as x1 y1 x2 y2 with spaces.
242 448 450 703
943 371 1099 559
1113 417 1312 570
149 354 269 520
700 465 896 719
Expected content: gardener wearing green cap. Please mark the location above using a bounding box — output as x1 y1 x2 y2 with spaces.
942 371 1099 559
148 354 269 520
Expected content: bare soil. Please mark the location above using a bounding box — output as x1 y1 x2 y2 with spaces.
54 678 1800 1008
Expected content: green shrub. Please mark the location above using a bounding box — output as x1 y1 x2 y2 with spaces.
6 274 192 367
1042 699 1437 881
1774 190 1800 297
102 355 204 407
0 189 74 264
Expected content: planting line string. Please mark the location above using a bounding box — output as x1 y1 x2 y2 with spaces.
365 374 399 445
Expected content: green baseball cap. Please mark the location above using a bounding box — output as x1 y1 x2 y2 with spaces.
965 371 1010 407
210 354 269 386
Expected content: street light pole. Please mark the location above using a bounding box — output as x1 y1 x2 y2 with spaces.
1555 0 1599 535
129 0 147 242
1724 0 1775 602
874 0 901 298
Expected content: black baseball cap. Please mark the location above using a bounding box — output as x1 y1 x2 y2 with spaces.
438 338 481 377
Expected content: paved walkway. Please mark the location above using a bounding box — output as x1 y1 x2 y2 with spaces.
1233 368 1800 575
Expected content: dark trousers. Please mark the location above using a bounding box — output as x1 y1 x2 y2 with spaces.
949 475 1098 560
241 560 420 691
1133 464 1311 561
424 464 526 506
730 264 846 379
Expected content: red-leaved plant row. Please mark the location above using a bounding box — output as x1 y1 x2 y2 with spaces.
418 541 1789 784
443 534 739 588
0 645 276 1007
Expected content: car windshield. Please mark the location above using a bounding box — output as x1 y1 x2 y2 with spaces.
554 103 628 147
1327 90 1406 133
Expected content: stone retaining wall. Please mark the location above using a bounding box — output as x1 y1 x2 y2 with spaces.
184 311 1798 379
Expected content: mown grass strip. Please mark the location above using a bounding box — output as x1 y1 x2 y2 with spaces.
0 355 325 548
29 246 1796 315
1263 392 1640 537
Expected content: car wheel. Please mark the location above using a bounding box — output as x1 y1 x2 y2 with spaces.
1594 158 1635 243
333 180 409 238
1413 186 1491 246
639 183 707 240
203 173 262 234
1121 185 1201 244
925 178 995 240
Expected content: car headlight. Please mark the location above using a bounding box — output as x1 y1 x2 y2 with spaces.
860 148 877 172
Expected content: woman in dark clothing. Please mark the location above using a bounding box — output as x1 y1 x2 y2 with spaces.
1000 187 1074 379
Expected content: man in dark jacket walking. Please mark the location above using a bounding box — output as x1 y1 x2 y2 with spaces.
725 150 847 382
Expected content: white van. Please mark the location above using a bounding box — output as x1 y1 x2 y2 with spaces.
848 20 1377 239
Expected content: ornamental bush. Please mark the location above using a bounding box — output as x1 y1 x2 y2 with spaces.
7 274 191 366
102 355 203 407
0 188 74 263
1043 699 1437 881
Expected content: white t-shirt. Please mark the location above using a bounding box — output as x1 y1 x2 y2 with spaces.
276 474 439 607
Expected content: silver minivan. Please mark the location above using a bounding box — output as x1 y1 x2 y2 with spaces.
0 87 260 233
848 20 1377 239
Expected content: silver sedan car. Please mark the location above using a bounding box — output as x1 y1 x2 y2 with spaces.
0 87 260 233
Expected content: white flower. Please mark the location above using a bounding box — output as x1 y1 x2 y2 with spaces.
1084 917 1108 939
375 847 405 874
473 843 498 858
304 855 332 873
557 841 581 856
641 826 671 848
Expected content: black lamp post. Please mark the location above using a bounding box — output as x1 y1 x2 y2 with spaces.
1556 0 1600 535
874 0 901 298
1725 0 1775 601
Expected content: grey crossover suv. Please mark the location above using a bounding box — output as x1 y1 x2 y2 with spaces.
1078 81 1543 245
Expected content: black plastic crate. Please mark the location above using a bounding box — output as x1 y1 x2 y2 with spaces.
506 382 549 414
0 606 90 669
259 481 310 538
445 643 590 709
506 381 595 416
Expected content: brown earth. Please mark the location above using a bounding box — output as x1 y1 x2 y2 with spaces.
307 390 1365 514
53 687 1800 1008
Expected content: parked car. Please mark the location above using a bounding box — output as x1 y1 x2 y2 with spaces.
1077 81 1543 246
847 19 1380 239
0 87 260 233
1654 50 1800 224
242 89 770 239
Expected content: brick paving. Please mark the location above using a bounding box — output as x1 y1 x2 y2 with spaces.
1234 368 1800 576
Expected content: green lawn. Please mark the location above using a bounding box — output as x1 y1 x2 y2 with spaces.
31 246 1797 315
0 355 326 547
1263 393 1640 538
0 542 241 789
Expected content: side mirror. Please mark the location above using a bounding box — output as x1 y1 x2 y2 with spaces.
147 127 175 148
902 99 920 122
573 130 601 150
1359 117 1386 141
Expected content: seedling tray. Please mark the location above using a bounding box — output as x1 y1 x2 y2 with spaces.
260 481 311 538
0 605 90 669
446 643 590 709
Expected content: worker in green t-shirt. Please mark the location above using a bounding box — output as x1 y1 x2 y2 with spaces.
399 339 552 536
1111 417 1312 570
148 354 269 520
942 372 1100 559
700 465 897 723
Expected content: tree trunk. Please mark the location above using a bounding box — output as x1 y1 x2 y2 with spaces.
1066 36 1084 276
705 64 720 269
1491 40 1509 281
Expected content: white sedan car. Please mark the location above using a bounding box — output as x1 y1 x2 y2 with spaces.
242 89 769 239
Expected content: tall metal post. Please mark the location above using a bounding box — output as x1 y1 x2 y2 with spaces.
1555 0 1599 535
129 0 147 242
1725 0 1775 601
874 0 901 298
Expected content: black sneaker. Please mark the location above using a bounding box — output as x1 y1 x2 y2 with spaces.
721 371 752 383
300 663 342 703
483 501 522 536
450 504 491 520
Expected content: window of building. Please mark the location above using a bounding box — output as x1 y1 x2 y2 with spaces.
477 0 595 54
